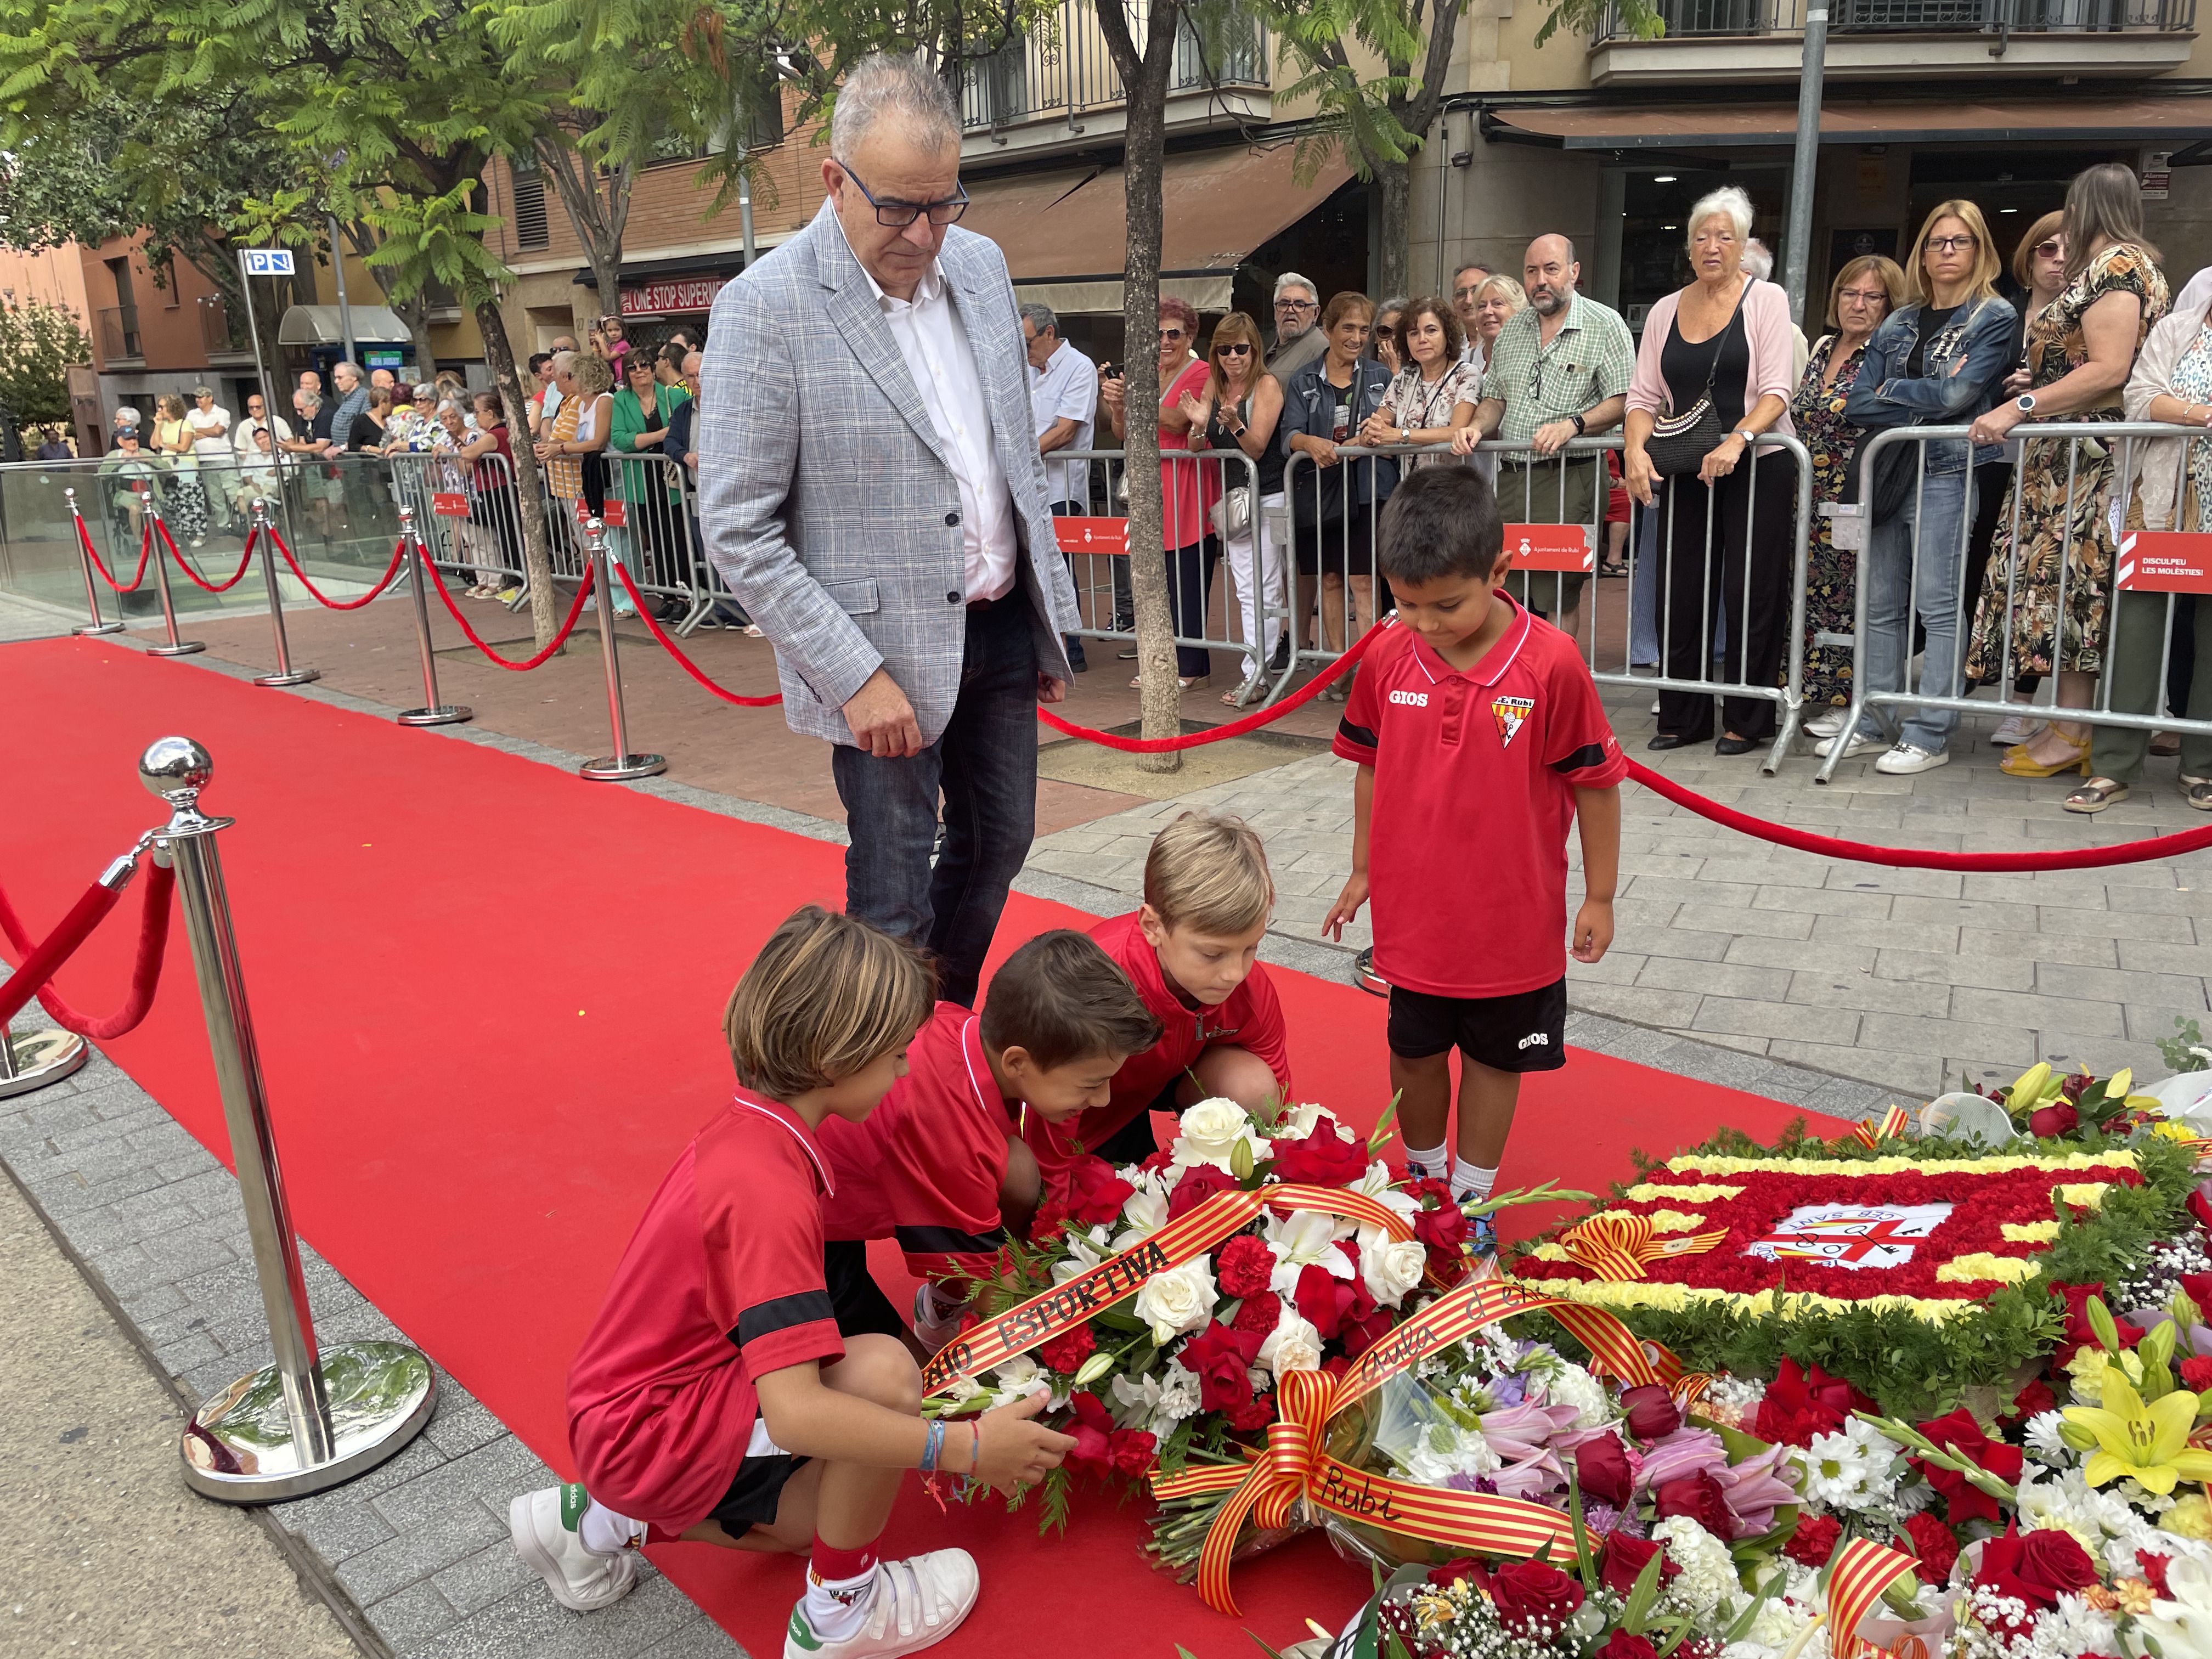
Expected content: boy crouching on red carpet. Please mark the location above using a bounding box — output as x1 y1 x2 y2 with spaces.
819 928 1165 1354
1321 466 1624 1255
1029 812 1293 1180
510 905 1074 1659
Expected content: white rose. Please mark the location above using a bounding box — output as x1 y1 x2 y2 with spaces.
1259 1309 1324 1376
1361 1233 1427 1307
1171 1097 1260 1171
1132 1257 1219 1344
1278 1102 1338 1139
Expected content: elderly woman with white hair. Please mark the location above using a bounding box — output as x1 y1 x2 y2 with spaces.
1625 185 1801 755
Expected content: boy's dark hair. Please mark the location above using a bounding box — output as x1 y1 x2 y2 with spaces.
980 931 1163 1070
527 351 553 375
724 905 934 1098
1378 464 1505 586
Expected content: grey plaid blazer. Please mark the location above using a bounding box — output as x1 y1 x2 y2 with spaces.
697 199 1079 746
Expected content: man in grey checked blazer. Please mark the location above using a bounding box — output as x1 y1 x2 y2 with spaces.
699 55 1080 1007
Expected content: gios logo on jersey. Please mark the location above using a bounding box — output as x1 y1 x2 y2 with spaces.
1388 689 1429 707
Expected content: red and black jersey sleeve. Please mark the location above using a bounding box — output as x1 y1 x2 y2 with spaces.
1542 649 1628 788
878 1100 1012 1286
714 1189 845 1381
1332 636 1387 765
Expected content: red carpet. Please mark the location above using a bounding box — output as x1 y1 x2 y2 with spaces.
3 637 1848 1656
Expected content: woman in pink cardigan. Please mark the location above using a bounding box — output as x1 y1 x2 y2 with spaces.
1623 186 1801 754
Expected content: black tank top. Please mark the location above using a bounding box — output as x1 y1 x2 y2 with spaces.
1660 296 1750 431
1209 394 1285 495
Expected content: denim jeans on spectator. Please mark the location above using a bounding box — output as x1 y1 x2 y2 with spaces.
829 594 1037 1008
1855 468 1973 754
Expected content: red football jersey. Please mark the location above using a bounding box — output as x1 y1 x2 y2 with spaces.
819 1002 1018 1283
1332 603 1625 998
567 1090 844 1532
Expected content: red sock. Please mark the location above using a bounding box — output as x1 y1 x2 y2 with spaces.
810 1538 879 1585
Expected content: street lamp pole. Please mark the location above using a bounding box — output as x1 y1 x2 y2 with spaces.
327 214 361 369
1781 1 1830 326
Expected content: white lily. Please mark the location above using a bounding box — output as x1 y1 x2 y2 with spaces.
1051 1230 1107 1285
1265 1207 1355 1294
2128 1555 2212 1659
1353 1159 1422 1221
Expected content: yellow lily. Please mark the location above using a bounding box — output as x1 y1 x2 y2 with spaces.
2005 1063 2053 1116
2063 1370 2212 1495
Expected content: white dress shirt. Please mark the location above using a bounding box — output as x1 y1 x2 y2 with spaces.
235 413 295 454
1029 340 1099 510
844 223 1018 602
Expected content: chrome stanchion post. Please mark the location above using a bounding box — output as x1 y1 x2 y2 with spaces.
142 738 436 1502
144 501 206 658
249 497 319 689
394 504 470 727
0 848 144 1100
578 515 667 782
68 487 126 637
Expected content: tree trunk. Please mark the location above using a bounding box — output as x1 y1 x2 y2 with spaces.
1375 158 1412 303
476 296 562 651
1097 0 1187 775
539 141 628 327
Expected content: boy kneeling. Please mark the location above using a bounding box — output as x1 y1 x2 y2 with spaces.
510 906 1073 1658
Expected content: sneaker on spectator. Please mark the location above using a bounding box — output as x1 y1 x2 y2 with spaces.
1875 743 1949 775
1803 710 1845 739
509 1486 638 1612
911 1286 962 1356
1814 731 1883 759
1468 1213 1498 1259
1990 715 2042 748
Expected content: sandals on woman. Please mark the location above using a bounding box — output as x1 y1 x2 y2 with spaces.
2063 777 2131 814
2185 777 2212 812
2000 732 2091 778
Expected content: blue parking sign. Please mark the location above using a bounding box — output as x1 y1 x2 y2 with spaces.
242 248 295 276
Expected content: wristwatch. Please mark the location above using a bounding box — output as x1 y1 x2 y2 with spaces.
1571 413 1588 435
2015 392 2038 415
1734 429 1757 445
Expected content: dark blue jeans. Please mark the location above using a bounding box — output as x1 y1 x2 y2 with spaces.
829 594 1037 1008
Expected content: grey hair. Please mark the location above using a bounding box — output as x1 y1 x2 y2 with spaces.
831 53 961 164
1741 238 1775 281
1018 302 1058 336
1686 186 1756 249
1377 295 1409 319
113 406 142 427
332 360 361 381
297 392 323 411
1272 270 1318 303
681 351 702 374
435 398 467 421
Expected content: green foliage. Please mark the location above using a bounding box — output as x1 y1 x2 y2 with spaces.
0 292 88 422
2159 1015 2208 1074
1533 0 1666 46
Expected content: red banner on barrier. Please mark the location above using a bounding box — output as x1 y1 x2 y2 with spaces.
1055 516 1130 557
2119 531 2212 594
1505 523 1595 572
431 492 469 518
573 498 627 529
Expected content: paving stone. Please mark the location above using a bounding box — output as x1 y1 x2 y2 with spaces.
1953 986 2127 1039
1722 934 1880 975
1872 947 2036 992
334 1501 510 1606
632 1618 747 1658
1661 1028 1771 1060
370 1434 551 1532
1767 1040 1942 1095
360 1579 465 1647
2034 961 2210 1011
1635 956 1779 1000
1784 969 1941 1016
1888 894 2045 932
1630 928 1736 963
1807 913 1962 953
412 1570 703 1659
1563 982 1705 1029
1751 885 1894 919
431 1536 541 1618
1690 997 1861 1046
1679 903 1816 940
2117 938 2212 977
2034 905 2196 943
1858 1011 2035 1061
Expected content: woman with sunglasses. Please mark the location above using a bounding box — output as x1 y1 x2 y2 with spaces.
1177 312 1285 706
1101 296 1218 689
1371 298 1407 378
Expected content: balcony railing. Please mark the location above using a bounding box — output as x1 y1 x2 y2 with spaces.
199 295 250 356
95 307 142 362
1593 0 2193 39
961 1 1269 133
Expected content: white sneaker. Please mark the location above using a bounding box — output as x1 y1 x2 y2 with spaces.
1814 731 1883 759
509 1486 639 1612
785 1550 980 1658
911 1285 962 1356
1650 698 1661 715
1876 743 1950 775
1990 715 2043 748
1804 711 1846 739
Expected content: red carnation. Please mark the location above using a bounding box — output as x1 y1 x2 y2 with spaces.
1112 1427 1159 1477
1487 1559 1587 1637
1904 1514 1959 1585
1029 1196 1069 1247
1167 1163 1242 1220
1224 1390 1277 1432
1785 1513 1842 1567
1653 1470 1736 1540
1575 1432 1635 1508
1064 1391 1118 1480
1216 1234 1276 1299
2029 1100 2080 1138
1598 1532 1678 1599
1268 1130 1369 1187
1912 1408 2024 1526
2139 1550 2174 1597
1038 1324 1097 1374
1621 1384 1683 1442
1231 1290 1281 1335
2004 1379 2056 1425
1057 1155 1136 1225
2181 1356 2212 1393
1179 1322 1262 1412
2060 1070 2096 1103
1138 1148 1175 1175
1596 1634 1658 1659
1753 1357 1874 1448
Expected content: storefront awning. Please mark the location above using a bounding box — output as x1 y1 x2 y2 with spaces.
278 304 416 347
960 144 1356 314
1482 93 2212 150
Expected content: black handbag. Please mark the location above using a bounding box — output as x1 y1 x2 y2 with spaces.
1646 293 1747 478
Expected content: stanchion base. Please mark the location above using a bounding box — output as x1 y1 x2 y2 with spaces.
148 642 207 657
0 1028 88 1099
180 1340 437 1504
580 753 668 781
252 669 321 687
396 705 472 726
73 622 127 637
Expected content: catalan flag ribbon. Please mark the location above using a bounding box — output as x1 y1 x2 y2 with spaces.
1557 1211 1729 1282
1843 1105 1915 1150
1825 1538 1923 1659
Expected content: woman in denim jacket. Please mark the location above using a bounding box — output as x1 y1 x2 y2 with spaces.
1823 200 2018 774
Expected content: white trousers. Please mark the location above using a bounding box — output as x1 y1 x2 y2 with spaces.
1223 492 1288 682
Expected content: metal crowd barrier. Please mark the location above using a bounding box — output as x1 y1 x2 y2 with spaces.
1816 420 2212 786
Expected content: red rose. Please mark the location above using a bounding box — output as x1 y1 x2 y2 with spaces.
1179 1322 1262 1412
1268 1130 1368 1187
1487 1559 1586 1637
1653 1470 1736 1540
2060 1070 2095 1103
1753 1357 1872 1447
1596 1634 1658 1659
1575 1432 1635 1508
1111 1426 1159 1477
2192 1188 2212 1235
1038 1324 1096 1374
1138 1147 1175 1175
1904 1514 1959 1585
1598 1532 1679 1599
1341 1298 1395 1358
1977 1526 2098 1629
1294 1262 1350 1340
2139 1550 2174 1597
2053 1280 2111 1363
1621 1384 1683 1442
1064 1391 1117 1479
1057 1155 1136 1225
2179 1272 2212 1313
1429 1557 1481 1589
1224 1390 1276 1432
1231 1290 1281 1335
1216 1234 1276 1299
1785 1513 1841 1567
1167 1163 1242 1220
1404 1177 1455 1209
2181 1356 2212 1393
2005 1379 2056 1425
2029 1101 2079 1138
1912 1408 2023 1526
1413 1201 1470 1256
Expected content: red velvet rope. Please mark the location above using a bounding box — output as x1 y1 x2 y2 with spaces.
269 528 410 611
611 564 786 706
78 515 153 593
0 862 176 1040
157 519 258 594
425 555 595 670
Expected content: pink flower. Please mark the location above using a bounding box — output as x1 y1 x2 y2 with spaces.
1713 1442 1799 1538
1490 1451 1568 1503
1479 1402 1582 1462
1633 1427 1729 1491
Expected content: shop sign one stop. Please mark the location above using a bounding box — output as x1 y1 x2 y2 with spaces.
243 249 295 276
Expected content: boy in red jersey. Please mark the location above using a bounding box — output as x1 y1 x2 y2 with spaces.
1031 813 1293 1178
818 928 1163 1353
508 907 1072 1659
1322 466 1623 1252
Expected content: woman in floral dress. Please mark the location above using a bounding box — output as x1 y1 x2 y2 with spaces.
1966 163 2169 779
1797 255 1904 731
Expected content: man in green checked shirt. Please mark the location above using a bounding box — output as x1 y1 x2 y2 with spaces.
1450 234 1634 636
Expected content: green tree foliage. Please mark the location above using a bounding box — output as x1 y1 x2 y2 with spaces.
1532 0 1664 44
0 292 88 422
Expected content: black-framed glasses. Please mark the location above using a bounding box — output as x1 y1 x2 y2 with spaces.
1276 298 1317 313
1926 234 1978 253
839 160 969 228
1218 343 1253 357
1158 328 1187 342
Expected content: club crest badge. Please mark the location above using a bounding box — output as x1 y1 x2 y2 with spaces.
1492 696 1535 747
